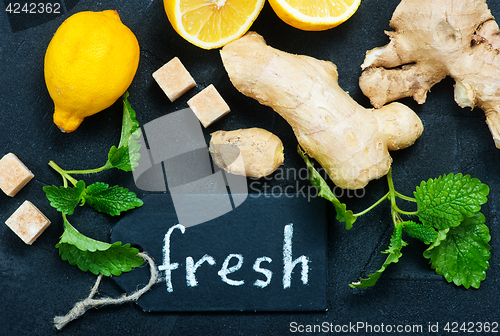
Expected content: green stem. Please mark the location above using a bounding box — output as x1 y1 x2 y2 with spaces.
395 191 416 203
395 208 419 216
64 161 112 175
48 161 78 187
387 168 418 217
354 191 390 217
387 168 397 209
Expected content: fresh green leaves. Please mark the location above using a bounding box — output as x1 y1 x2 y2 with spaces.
46 93 144 276
106 92 142 171
298 147 356 229
350 223 407 289
355 173 490 289
414 174 491 288
401 220 437 245
57 216 143 276
415 173 489 229
298 152 492 290
44 180 86 215
85 182 143 216
423 213 491 289
43 181 143 216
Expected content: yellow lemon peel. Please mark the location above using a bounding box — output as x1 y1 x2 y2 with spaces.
44 10 140 133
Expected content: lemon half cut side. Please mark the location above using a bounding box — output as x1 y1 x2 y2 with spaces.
268 0 361 31
164 0 266 49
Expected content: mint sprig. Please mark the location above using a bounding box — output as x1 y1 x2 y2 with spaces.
52 92 142 176
46 92 144 276
300 151 491 289
43 180 143 217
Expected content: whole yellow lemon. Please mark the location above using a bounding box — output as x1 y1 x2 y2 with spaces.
44 10 140 133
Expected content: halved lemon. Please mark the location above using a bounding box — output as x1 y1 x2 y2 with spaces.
268 0 361 31
164 0 266 49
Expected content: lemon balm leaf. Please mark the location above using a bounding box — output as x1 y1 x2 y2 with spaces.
58 242 142 276
84 182 143 216
415 173 489 229
45 93 145 276
423 213 491 289
43 180 86 215
107 92 142 172
298 146 356 229
118 92 140 148
56 216 144 276
402 220 438 245
350 223 407 288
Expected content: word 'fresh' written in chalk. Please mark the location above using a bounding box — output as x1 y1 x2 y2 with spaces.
158 223 309 292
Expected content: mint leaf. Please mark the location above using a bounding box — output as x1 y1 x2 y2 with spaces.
415 173 489 229
107 92 142 171
350 223 407 288
402 220 438 245
43 180 86 215
423 212 491 289
56 217 144 276
84 182 143 216
298 146 356 229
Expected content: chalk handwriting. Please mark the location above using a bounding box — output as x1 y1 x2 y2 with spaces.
158 223 309 292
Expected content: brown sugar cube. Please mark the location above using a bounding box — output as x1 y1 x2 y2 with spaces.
152 57 196 102
188 84 231 128
5 201 51 245
0 153 34 197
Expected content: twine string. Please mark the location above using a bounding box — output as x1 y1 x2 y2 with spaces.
53 252 157 330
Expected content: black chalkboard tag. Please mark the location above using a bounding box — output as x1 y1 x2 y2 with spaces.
111 193 328 312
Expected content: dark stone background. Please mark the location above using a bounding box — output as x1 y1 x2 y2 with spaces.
1 0 499 335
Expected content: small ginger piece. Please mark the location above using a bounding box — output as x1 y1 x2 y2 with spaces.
209 128 284 178
221 32 423 189
0 153 34 197
188 84 231 127
359 0 500 148
153 57 196 102
5 201 51 245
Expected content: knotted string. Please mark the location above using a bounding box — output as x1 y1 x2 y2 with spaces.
53 252 157 330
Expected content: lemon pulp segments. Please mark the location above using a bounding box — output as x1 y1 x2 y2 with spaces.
269 0 361 31
165 0 265 49
287 0 357 18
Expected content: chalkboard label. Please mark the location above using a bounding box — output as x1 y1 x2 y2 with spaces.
111 193 328 312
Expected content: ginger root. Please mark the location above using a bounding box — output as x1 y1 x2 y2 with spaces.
221 32 423 189
360 0 500 148
209 128 284 178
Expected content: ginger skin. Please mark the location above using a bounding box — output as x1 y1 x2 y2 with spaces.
209 128 284 178
360 0 500 148
221 32 423 189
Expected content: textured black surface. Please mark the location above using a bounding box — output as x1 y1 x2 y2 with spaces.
1 0 499 335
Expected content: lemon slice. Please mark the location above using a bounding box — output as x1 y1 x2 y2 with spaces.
268 0 361 31
164 0 265 49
